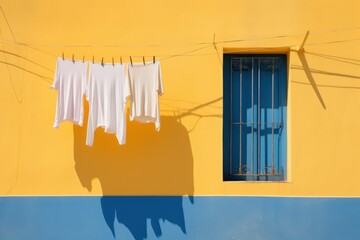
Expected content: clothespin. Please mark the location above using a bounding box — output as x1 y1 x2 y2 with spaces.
153 56 155 64
92 56 94 64
120 56 123 65
101 57 104 66
72 54 75 63
143 56 145 66
112 57 114 66
82 55 85 63
62 52 65 60
130 56 133 66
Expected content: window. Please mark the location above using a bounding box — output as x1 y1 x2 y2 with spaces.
223 54 287 181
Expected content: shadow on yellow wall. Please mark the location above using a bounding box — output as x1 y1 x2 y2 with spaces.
291 50 360 109
73 102 194 238
73 102 194 196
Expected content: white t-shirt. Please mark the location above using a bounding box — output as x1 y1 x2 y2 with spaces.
51 58 88 128
128 61 164 130
86 63 130 147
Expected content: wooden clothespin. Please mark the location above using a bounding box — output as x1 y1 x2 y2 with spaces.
112 57 114 66
92 56 94 64
143 56 145 66
72 54 75 63
101 57 104 66
130 56 133 66
153 56 155 64
82 55 85 63
62 52 65 60
120 56 123 65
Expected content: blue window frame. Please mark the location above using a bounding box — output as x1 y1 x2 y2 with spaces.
223 54 287 181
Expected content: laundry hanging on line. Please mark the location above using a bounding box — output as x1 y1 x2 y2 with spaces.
51 58 88 128
86 62 129 147
51 57 164 147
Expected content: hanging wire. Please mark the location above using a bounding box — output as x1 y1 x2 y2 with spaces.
1 33 359 64
0 22 23 103
0 6 16 42
305 51 360 66
309 26 360 35
1 1 360 72
0 7 22 195
306 38 360 46
160 44 213 61
0 26 359 50
0 49 54 72
0 1 359 52
0 38 212 48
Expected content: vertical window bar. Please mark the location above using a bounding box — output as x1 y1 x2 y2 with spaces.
239 59 243 174
230 59 233 175
258 59 261 175
272 58 275 175
251 58 254 176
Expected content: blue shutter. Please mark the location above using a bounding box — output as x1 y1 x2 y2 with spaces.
223 55 287 181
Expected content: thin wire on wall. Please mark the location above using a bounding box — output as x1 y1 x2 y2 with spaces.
1 25 360 49
0 26 359 61
0 6 22 195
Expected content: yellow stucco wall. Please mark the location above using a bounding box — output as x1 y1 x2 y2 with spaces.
0 0 359 196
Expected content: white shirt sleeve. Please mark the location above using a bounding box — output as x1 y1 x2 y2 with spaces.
157 62 164 96
51 58 60 89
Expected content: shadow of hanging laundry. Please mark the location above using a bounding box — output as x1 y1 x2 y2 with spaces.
73 101 194 239
101 196 187 239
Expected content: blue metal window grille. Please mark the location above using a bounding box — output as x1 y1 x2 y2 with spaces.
223 54 287 181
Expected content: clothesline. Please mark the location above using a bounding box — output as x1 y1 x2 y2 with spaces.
2 37 360 66
1 34 360 64
1 3 360 63
0 25 360 48
3 37 360 62
1 38 360 85
0 34 301 48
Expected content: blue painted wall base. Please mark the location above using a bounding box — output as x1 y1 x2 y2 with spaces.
1 196 359 240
